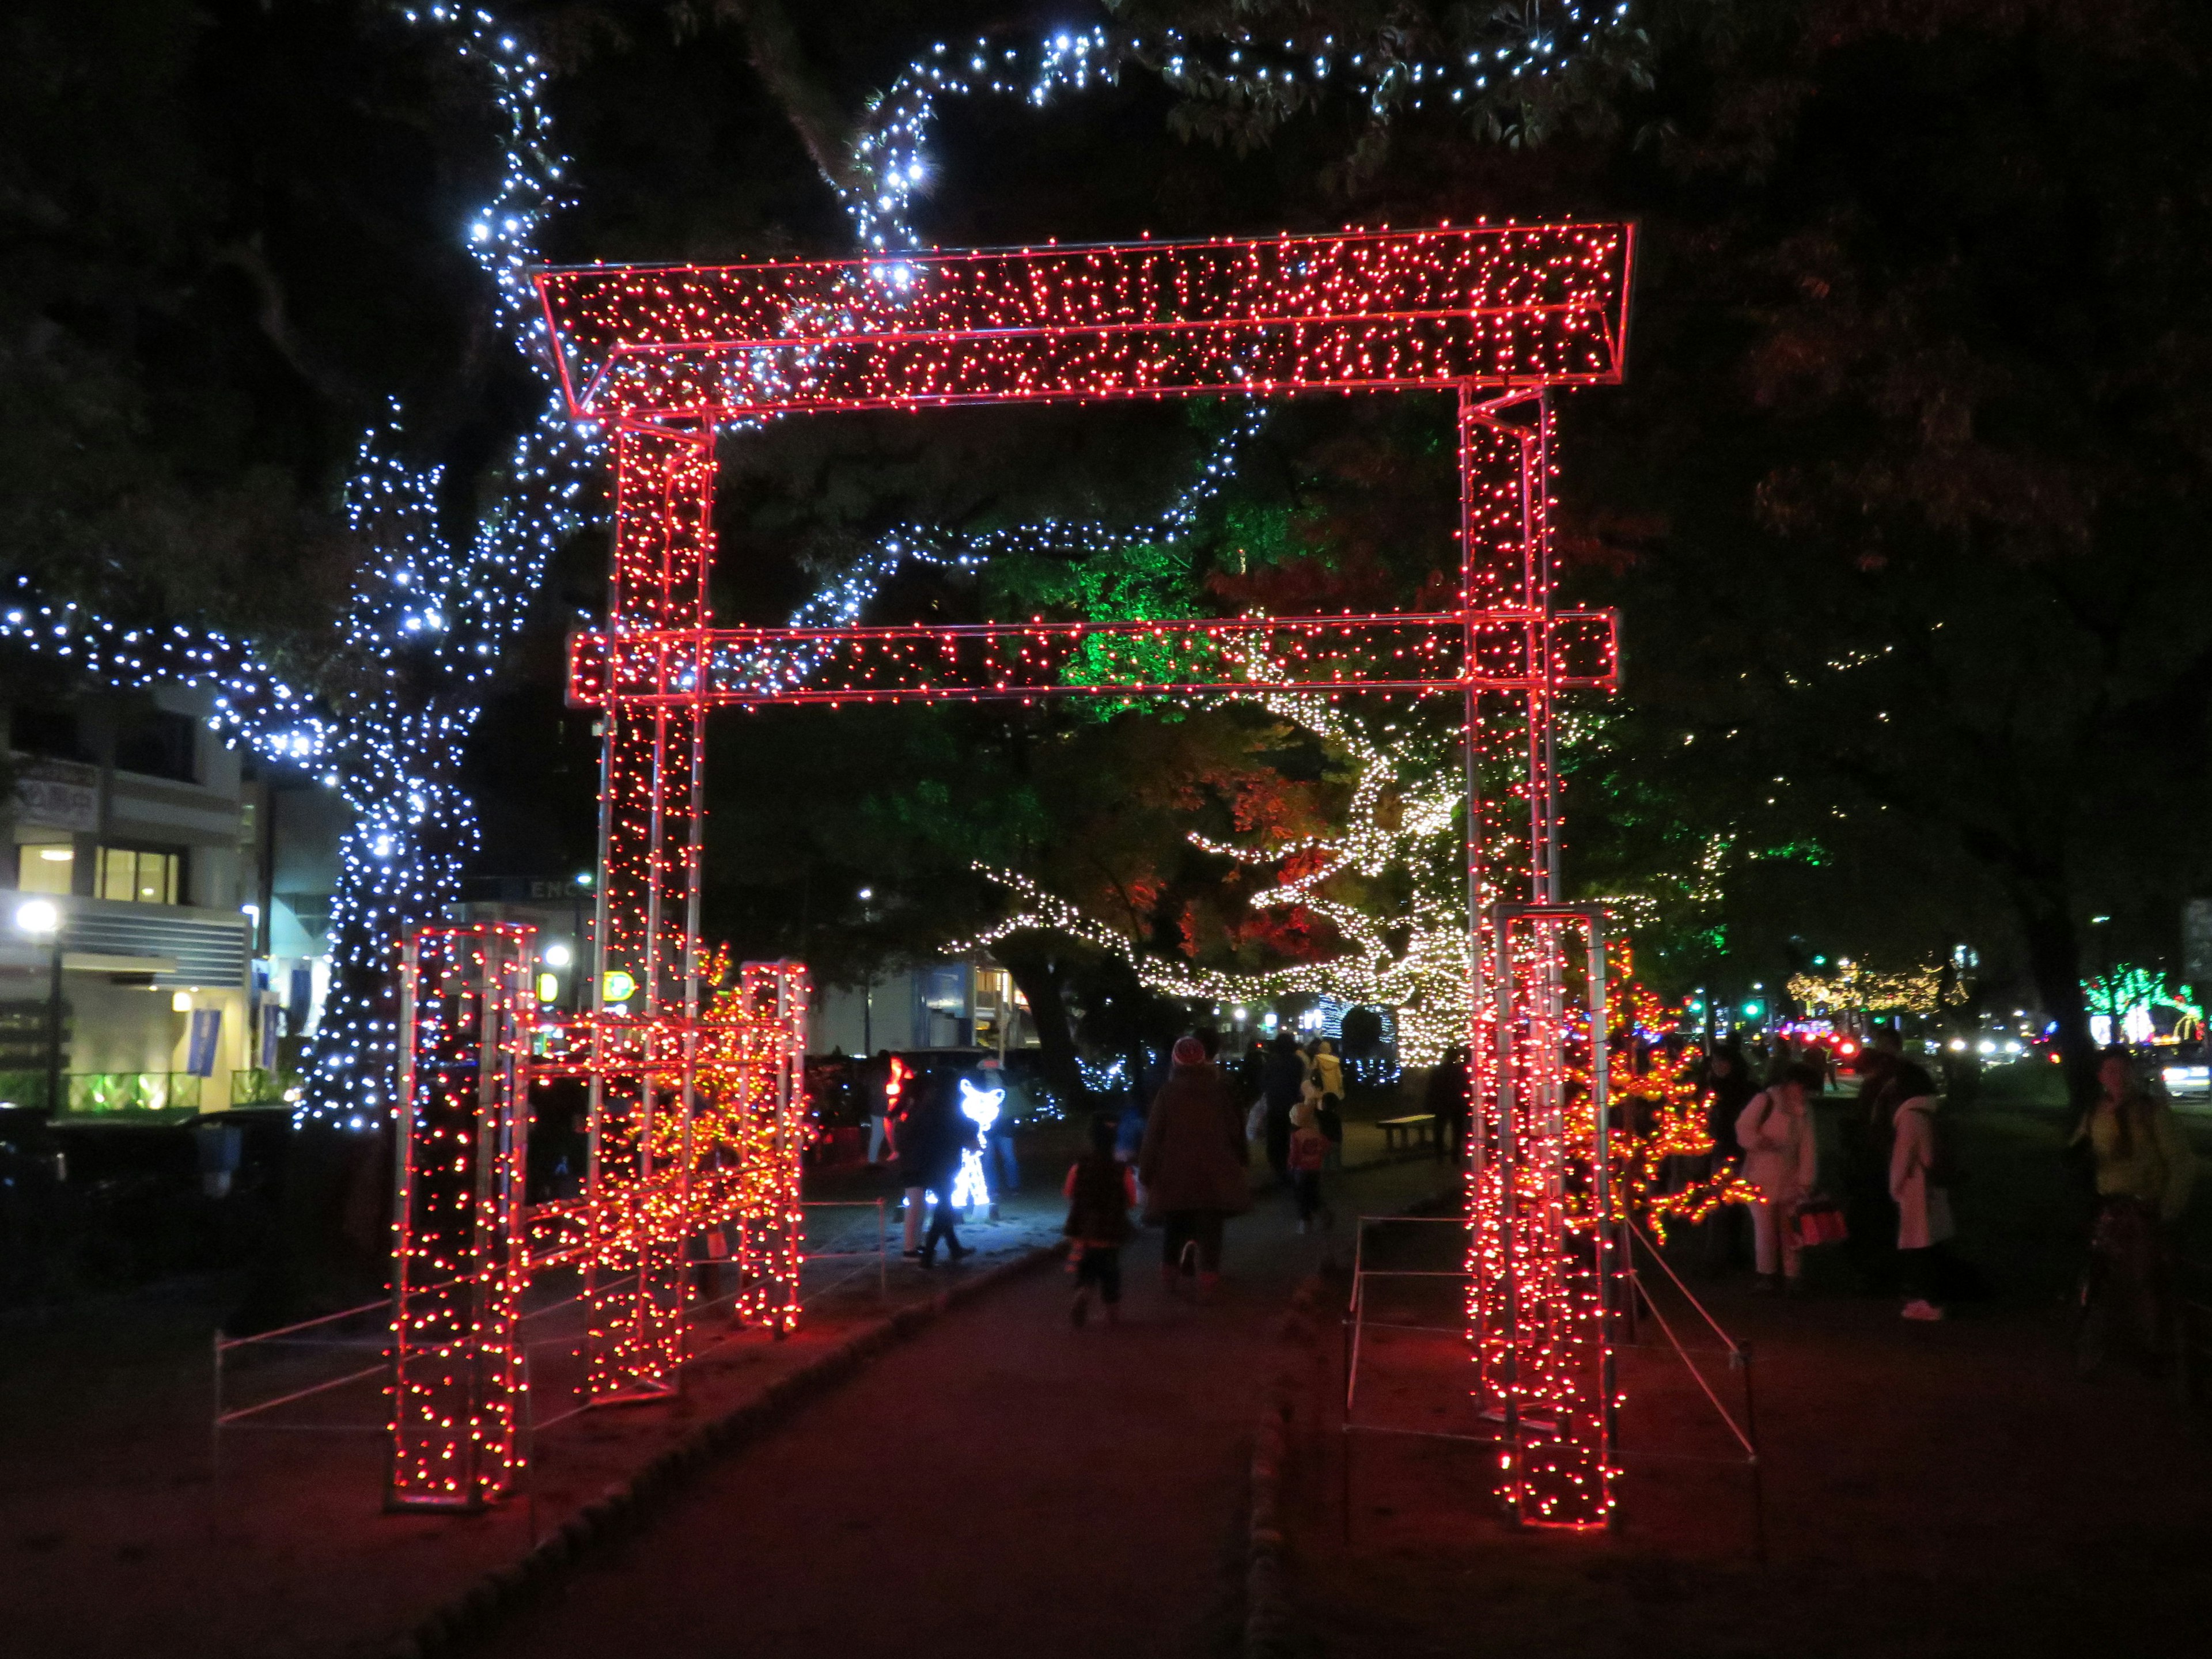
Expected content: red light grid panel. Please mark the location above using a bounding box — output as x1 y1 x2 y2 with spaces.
1472 909 1620 1528
581 961 811 1397
535 224 1631 421
564 611 1619 706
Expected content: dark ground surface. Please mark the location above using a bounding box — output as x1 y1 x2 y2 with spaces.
0 1165 1065 1659
8 1070 2207 1658
0 1113 1453 1659
1282 1085 2212 1659
472 1153 1453 1659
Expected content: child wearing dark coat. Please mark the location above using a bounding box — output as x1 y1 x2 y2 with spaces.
1063 1113 1138 1327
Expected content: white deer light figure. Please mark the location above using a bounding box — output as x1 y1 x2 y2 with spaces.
950 1077 1005 1211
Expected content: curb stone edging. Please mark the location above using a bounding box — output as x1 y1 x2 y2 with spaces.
1245 1274 1328 1659
386 1240 1066 1659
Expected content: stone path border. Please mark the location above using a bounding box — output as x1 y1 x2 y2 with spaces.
1245 1272 1327 1659
382 1242 1065 1659
1243 1187 1463 1658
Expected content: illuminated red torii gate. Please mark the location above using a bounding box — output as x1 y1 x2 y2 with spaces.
536 224 1635 1528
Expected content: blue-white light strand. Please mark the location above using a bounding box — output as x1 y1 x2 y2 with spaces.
746 403 1271 693
3 0 1616 1127
843 6 1642 249
0 4 584 1128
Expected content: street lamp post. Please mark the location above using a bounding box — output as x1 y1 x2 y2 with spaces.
14 899 63 1113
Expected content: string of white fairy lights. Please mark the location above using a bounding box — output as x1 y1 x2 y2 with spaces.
842 9 1646 1062
955 658 1474 1068
0 6 1640 1123
846 5 1642 249
0 6 584 1127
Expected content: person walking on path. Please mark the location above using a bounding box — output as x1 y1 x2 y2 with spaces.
1139 1035 1252 1299
1288 1100 1332 1234
1260 1031 1305 1187
891 1063 926 1256
1736 1060 1821 1293
2075 1047 2197 1222
1426 1043 1472 1165
1695 1044 1756 1272
2071 1046 2198 1355
1888 1061 1956 1321
976 1055 1020 1213
1840 1028 1906 1293
1300 1060 1345 1171
1309 1037 1344 1100
862 1051 895 1166
904 1068 976 1268
1063 1113 1137 1327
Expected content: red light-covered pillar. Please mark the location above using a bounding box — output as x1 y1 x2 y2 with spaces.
585 422 715 1402
388 924 533 1510
1461 390 1619 1529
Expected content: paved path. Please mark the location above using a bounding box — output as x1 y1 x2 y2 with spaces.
479 1156 1455 1659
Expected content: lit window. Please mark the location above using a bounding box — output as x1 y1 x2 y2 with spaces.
15 841 73 895
96 846 182 906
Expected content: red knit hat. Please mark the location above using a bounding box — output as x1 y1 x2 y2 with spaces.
1172 1035 1207 1066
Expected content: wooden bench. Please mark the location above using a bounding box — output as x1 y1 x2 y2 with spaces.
1377 1113 1438 1156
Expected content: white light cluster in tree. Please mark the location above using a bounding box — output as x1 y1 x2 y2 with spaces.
747 404 1270 692
957 660 1472 1067
847 6 1641 248
0 406 585 1128
0 5 584 1127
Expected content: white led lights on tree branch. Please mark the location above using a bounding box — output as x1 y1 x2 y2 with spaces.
844 6 1645 248
956 655 1473 1066
0 5 585 1127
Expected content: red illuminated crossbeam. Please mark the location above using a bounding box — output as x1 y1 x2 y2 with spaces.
563 611 1619 707
530 1010 808 1077
533 224 1632 421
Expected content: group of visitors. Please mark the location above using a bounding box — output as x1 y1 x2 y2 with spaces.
1055 1031 1252 1323
1709 1030 2197 1334
1713 1032 1961 1318
859 1051 1018 1269
1059 1028 1366 1323
853 1028 1353 1317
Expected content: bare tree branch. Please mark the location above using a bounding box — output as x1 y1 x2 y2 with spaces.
709 0 860 193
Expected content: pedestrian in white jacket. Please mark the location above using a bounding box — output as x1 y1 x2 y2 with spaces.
1735 1060 1823 1291
1888 1063 1955 1321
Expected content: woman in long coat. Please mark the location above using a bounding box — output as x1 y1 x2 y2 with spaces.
1138 1035 1251 1297
1888 1062 1954 1321
1735 1060 1821 1292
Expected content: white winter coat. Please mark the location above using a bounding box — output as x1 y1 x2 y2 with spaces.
1889 1094 1956 1250
1735 1089 1816 1205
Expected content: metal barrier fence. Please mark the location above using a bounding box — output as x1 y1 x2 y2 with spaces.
210 1199 893 1492
1339 1215 1487 1543
1620 1216 1765 1558
1338 1211 1764 1555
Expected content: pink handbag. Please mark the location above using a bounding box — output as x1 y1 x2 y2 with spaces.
1791 1199 1848 1248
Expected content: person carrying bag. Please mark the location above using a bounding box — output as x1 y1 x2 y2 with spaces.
1735 1060 1822 1293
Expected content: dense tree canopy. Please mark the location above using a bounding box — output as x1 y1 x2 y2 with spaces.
8 0 2210 1105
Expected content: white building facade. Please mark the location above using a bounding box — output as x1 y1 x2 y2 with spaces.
3 688 275 1112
